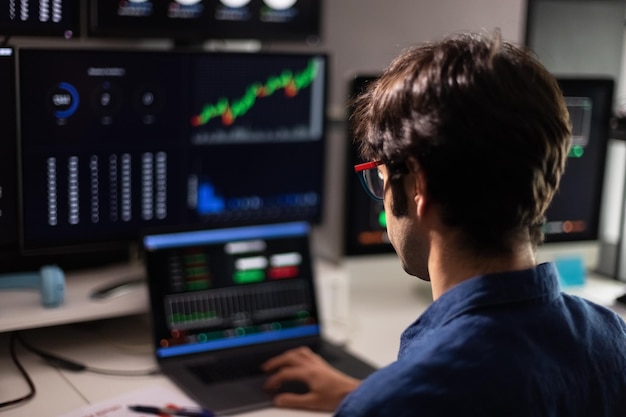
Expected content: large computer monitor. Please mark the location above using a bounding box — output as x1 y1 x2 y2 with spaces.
343 75 613 256
3 48 327 270
0 0 80 38
88 0 321 44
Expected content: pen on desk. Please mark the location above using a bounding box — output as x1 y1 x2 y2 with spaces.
128 405 215 417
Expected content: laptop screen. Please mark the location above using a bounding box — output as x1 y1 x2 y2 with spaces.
143 222 321 359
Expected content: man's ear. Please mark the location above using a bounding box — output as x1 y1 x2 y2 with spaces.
406 157 427 216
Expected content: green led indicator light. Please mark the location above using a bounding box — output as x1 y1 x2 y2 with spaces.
569 145 584 158
378 210 386 228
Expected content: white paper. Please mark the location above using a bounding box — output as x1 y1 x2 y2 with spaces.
57 385 200 417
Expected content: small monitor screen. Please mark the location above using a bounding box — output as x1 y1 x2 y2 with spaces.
343 75 394 256
143 221 320 357
17 48 327 251
0 0 80 38
543 78 613 243
343 75 613 256
88 0 321 43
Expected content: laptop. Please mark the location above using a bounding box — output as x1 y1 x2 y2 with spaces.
142 221 377 415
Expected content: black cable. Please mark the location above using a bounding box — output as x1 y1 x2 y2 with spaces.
0 35 10 47
16 332 160 377
0 333 36 409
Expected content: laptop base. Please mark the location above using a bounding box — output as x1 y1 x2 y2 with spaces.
160 340 376 415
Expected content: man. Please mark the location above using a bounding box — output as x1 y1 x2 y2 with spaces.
262 31 626 416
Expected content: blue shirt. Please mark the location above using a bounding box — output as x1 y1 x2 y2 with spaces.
336 263 626 416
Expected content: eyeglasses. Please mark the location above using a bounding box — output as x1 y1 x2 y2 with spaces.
354 161 384 201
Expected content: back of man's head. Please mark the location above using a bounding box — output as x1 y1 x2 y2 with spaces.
352 30 572 254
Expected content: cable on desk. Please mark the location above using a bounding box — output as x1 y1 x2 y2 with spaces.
15 332 160 377
0 333 36 410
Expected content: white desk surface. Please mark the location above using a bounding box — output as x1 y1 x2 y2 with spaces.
1 257 625 417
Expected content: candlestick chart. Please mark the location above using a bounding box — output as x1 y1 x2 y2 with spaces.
191 58 319 128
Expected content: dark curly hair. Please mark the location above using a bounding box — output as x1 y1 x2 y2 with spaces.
351 31 571 254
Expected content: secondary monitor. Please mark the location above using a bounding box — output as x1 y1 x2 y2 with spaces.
544 78 613 243
14 48 328 258
343 75 394 256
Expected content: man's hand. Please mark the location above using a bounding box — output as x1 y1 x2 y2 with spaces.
262 346 361 411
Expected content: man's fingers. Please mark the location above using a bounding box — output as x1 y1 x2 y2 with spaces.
263 366 310 391
262 346 315 371
261 352 294 372
273 392 328 411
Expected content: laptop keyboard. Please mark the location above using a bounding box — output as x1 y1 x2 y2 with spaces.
188 353 273 384
188 345 339 385
189 356 315 395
